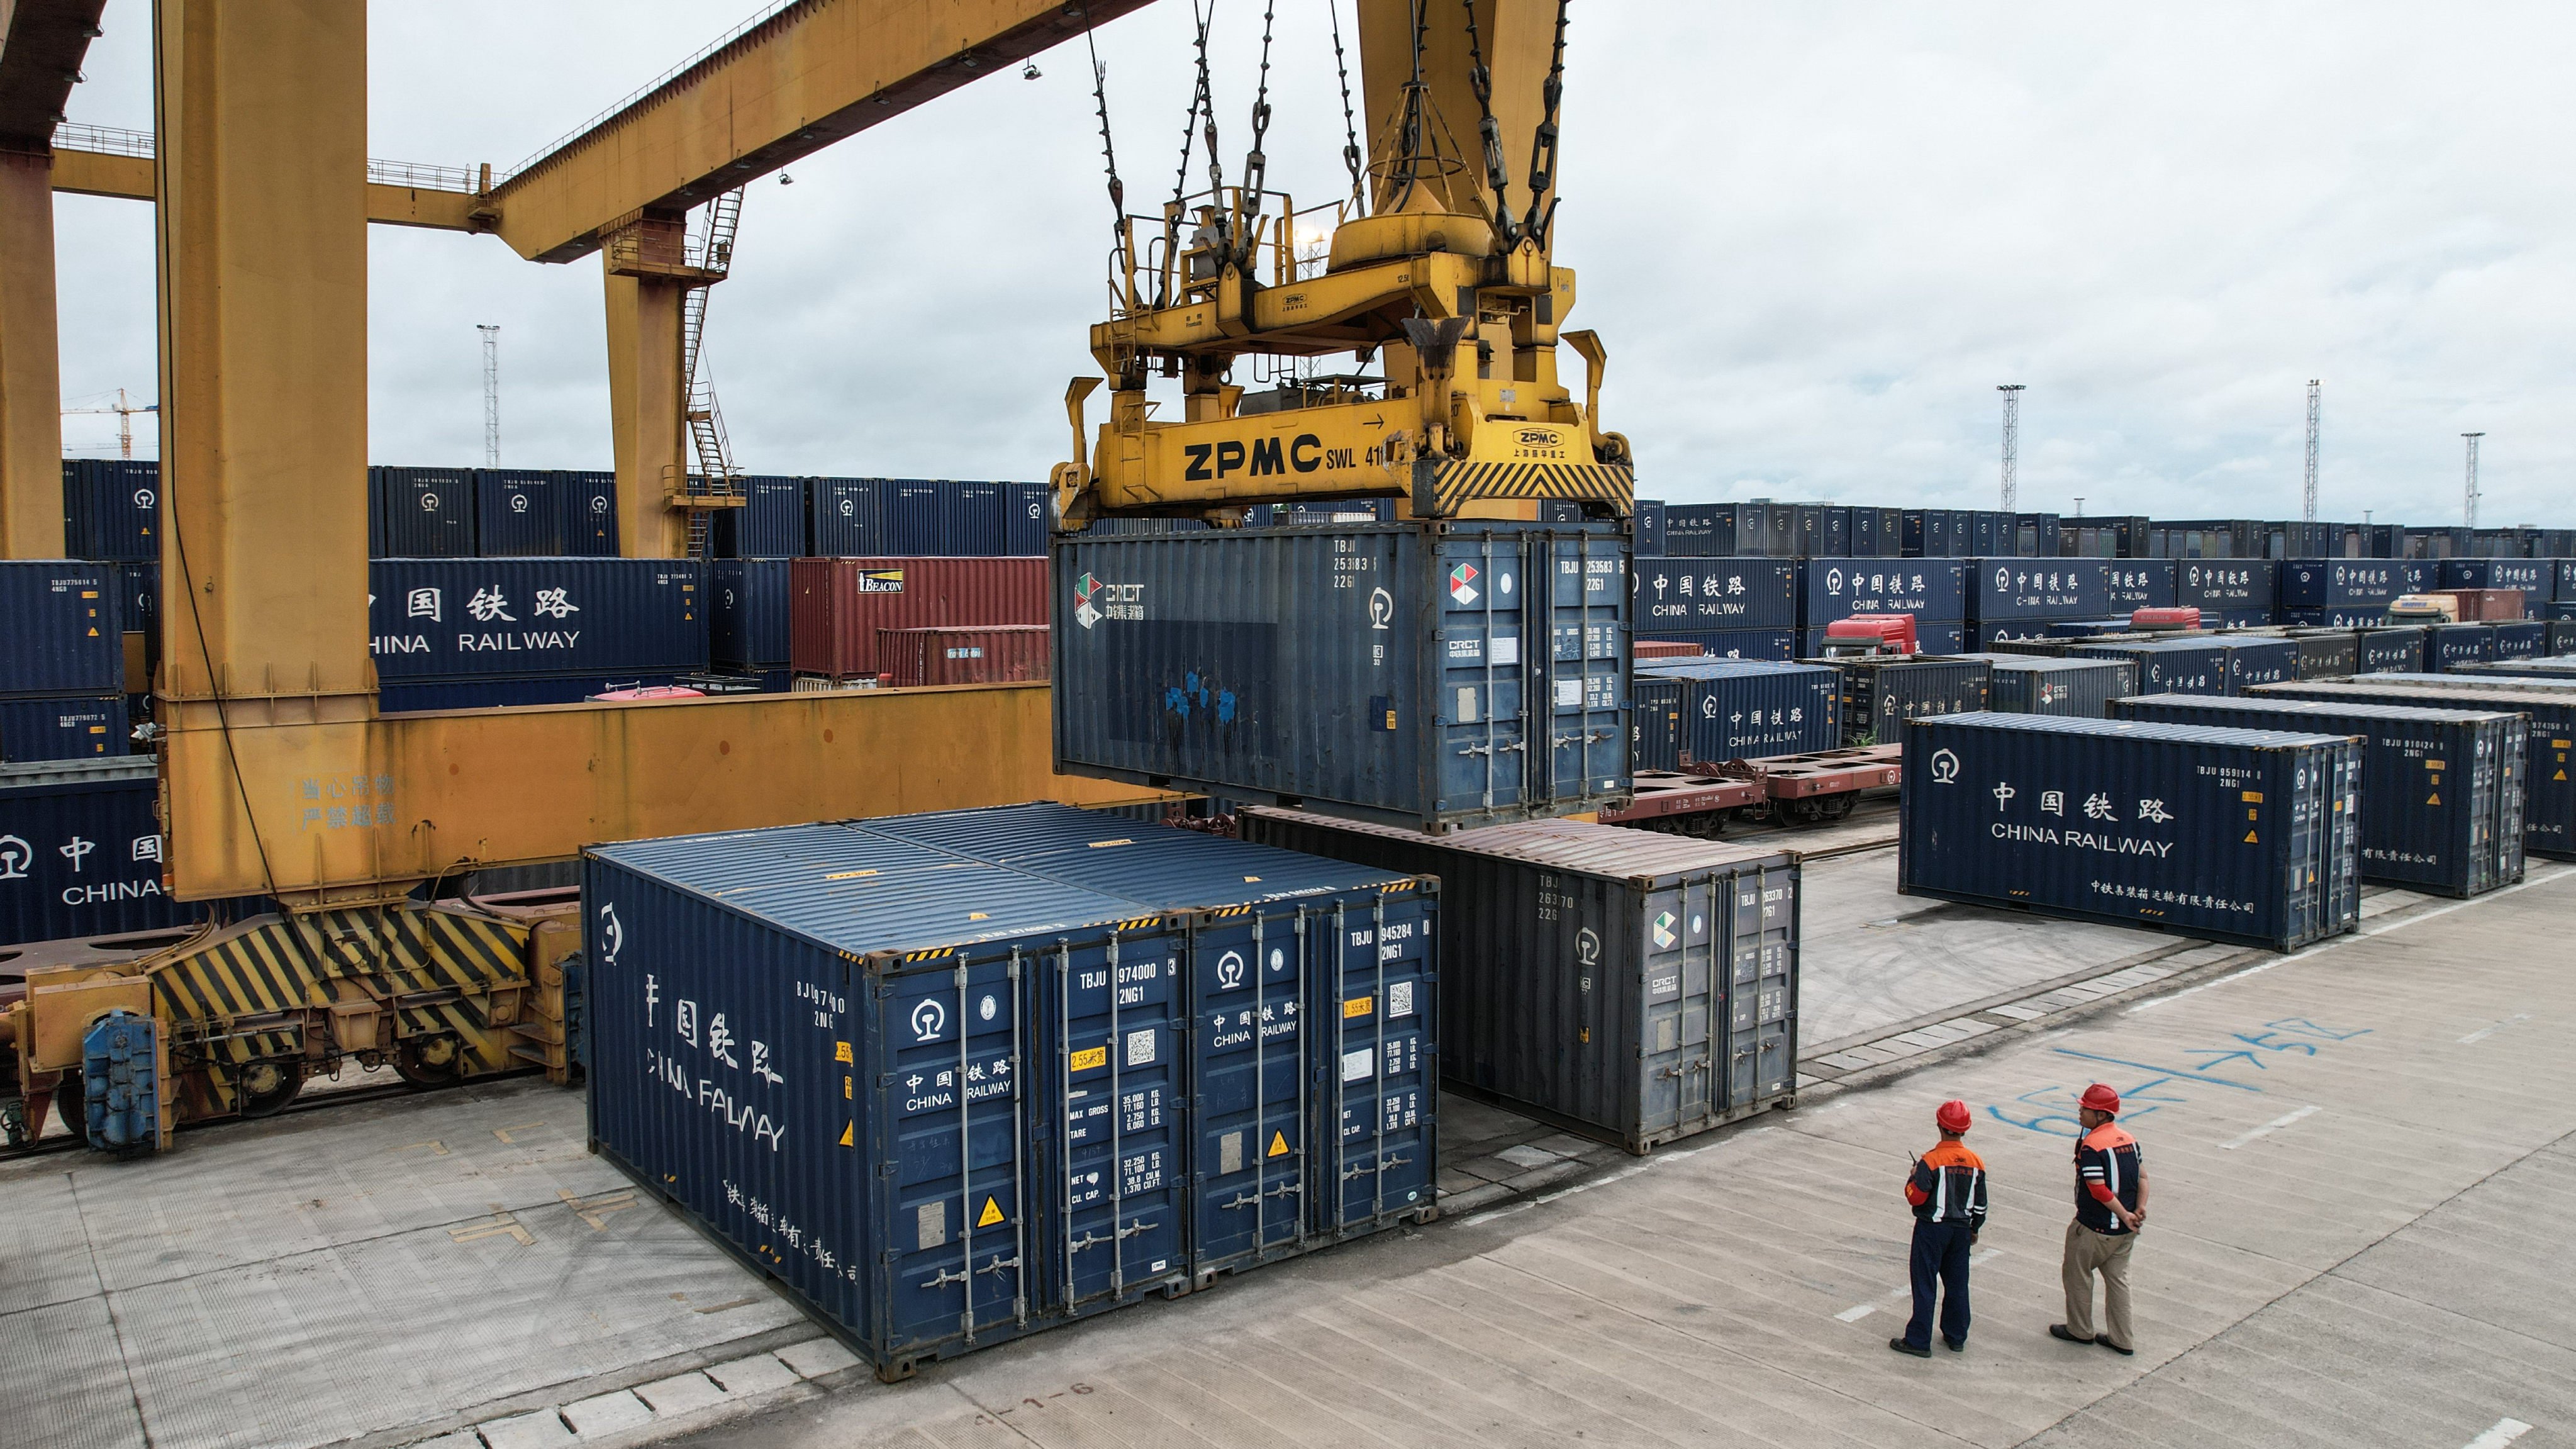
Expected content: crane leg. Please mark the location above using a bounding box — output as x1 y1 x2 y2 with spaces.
0 150 65 559
604 258 691 561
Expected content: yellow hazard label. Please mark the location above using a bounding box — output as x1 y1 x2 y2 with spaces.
1070 1046 1108 1072
2428 793 2441 806
1088 838 1133 848
1343 995 1374 1019
81 590 97 598
844 1077 852 1099
2551 740 2570 750
977 1197 1006 1228
1268 1131 1290 1158
86 627 98 637
2428 760 2446 771
2241 790 2264 803
967 912 988 921
1385 710 1398 730
1242 875 1262 883
2558 769 2568 782
838 1122 854 1147
823 869 878 880
835 1041 853 1063
2244 831 2259 844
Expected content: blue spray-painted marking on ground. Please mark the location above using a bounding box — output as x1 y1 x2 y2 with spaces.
1987 1017 2371 1138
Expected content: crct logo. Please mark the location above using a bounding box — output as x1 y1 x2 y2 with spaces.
1929 747 1962 784
596 902 625 964
910 997 947 1043
1449 563 1481 606
1074 571 1104 629
1651 912 1678 950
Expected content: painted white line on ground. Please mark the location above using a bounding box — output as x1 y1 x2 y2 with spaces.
2459 1013 2531 1045
2462 1418 2533 1449
1971 1247 2002 1265
2221 1104 2320 1150
1834 1303 1878 1323
1458 1201 1536 1230
2129 865 2573 1016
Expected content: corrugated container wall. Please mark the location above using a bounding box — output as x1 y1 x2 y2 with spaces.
0 696 128 762
1820 656 1992 746
0 759 266 944
370 466 477 557
1797 557 1968 627
1664 627 1797 661
2441 559 2548 596
2110 694 2523 897
1003 481 1050 556
2258 679 2576 863
2492 622 2547 659
1966 558 2112 620
947 481 1005 557
1635 659 1841 763
1051 522 1630 832
2104 561 2178 612
1899 713 2360 952
561 471 620 556
1634 557 1796 631
878 480 954 556
711 559 791 671
1243 810 1799 1153
2280 559 2405 611
1632 499 1666 557
2175 559 2277 615
808 477 881 555
61 459 159 561
789 557 1047 681
1632 677 1684 771
475 469 565 556
877 625 1051 686
367 558 706 683
716 476 810 558
1977 656 2139 717
0 562 123 698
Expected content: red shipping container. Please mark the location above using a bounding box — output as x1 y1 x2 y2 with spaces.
1633 639 1706 660
2432 588 2527 622
790 557 1047 680
877 625 1052 686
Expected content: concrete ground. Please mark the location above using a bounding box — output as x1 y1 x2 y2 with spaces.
3 849 2568 1449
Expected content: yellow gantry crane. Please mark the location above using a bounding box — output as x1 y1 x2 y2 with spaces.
0 0 1617 1148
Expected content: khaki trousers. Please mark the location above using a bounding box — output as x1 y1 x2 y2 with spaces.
2061 1219 2136 1348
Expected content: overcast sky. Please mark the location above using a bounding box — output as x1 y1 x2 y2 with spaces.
52 1 2576 529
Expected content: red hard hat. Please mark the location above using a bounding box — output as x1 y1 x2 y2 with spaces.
2080 1083 2121 1116
1936 1100 1972 1133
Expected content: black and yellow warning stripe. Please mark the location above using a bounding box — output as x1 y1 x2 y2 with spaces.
1419 459 1635 514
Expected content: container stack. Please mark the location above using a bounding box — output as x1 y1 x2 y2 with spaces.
583 807 1437 1380
1973 655 2139 718
1632 557 1796 659
1967 558 2116 647
1633 658 1842 765
369 559 710 709
1900 712 2361 952
0 562 128 763
2255 677 2576 862
788 558 1045 686
1241 810 1800 1154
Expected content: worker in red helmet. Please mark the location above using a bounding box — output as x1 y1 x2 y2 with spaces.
2053 1082 2148 1355
1890 1099 1987 1357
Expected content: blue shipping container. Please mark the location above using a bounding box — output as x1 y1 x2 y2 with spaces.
0 758 267 945
1003 481 1050 557
1977 656 2139 717
0 697 128 762
584 823 1191 1378
371 466 477 557
1051 522 1629 831
1899 713 2360 952
809 477 882 555
61 459 160 562
2429 624 2493 669
2104 560 2178 612
562 471 620 556
1632 500 1666 558
716 476 810 558
368 558 707 682
2174 559 2277 613
1796 557 1967 627
2439 558 2548 598
856 803 1439 1268
1632 659 1841 763
1646 628 1795 661
2110 694 2523 897
2493 621 2547 659
879 480 954 556
2258 678 2576 861
114 562 157 642
2210 635 2298 691
2071 637 2230 696
2279 559 2406 610
949 481 1006 557
1632 557 1796 631
2357 626 2428 673
1632 677 1683 771
1965 558 2112 621
1659 503 1739 557
0 561 123 700
476 469 566 556
2558 560 2576 602
2279 608 2386 629
711 559 792 670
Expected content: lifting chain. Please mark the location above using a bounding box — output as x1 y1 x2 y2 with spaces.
1385 0 1432 214
1520 0 1570 246
1079 6 1124 240
1458 0 1519 249
1235 0 1278 270
1191 0 1228 250
1328 0 1366 210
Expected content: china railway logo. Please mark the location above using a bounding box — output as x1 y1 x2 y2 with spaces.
597 903 624 964
0 835 28 881
1928 748 1962 785
910 998 946 1042
1449 563 1480 606
1369 587 1394 629
1993 567 2010 591
510 494 530 513
133 488 155 510
591 497 608 513
1576 927 1602 966
1826 568 1845 595
420 493 441 512
1217 950 1246 989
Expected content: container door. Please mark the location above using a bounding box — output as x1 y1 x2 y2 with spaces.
1314 891 1436 1238
2494 720 2528 885
1190 908 1310 1275
1724 864 1800 1109
1527 529 1629 808
880 954 1033 1358
1637 879 1720 1139
1049 927 1186 1310
1436 532 1528 814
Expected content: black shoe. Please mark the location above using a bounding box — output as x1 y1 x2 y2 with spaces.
2098 1337 2134 1357
1887 1337 1932 1358
2049 1323 2095 1345
1943 1338 1966 1353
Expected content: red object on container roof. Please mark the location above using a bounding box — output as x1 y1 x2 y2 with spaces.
790 557 1047 681
2129 607 2200 630
588 685 705 702
1632 639 1706 660
1825 613 1916 654
877 624 1052 686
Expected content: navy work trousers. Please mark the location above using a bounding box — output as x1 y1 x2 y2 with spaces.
1904 1217 1974 1350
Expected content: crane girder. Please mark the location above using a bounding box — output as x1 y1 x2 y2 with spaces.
0 0 108 146
489 0 1152 265
47 143 488 230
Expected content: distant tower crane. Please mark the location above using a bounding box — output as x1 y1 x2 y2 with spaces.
477 325 501 466
1997 384 2025 511
2302 379 2320 524
61 388 159 459
2462 432 2484 527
